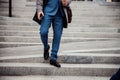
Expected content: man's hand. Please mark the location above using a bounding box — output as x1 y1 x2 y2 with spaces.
37 11 44 20
62 0 67 6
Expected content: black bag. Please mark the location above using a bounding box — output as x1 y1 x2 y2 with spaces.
33 11 41 24
33 0 48 25
66 6 72 23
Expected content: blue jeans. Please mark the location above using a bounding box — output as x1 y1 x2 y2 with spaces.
40 11 63 60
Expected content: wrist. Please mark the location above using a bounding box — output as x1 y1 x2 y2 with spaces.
62 0 67 6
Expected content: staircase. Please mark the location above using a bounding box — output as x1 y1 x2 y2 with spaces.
0 0 120 80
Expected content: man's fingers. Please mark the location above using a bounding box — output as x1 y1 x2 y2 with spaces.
37 11 44 20
41 12 44 16
37 12 40 20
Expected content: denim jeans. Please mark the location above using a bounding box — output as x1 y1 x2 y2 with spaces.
40 11 63 60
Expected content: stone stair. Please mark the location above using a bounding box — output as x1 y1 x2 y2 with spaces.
0 0 120 48
0 0 120 80
0 76 110 80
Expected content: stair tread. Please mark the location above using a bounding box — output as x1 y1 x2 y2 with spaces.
0 41 120 56
1 40 120 48
2 36 119 40
0 76 110 80
0 63 120 68
0 52 120 60
1 30 120 34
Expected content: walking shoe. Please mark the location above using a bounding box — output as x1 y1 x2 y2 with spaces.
50 60 61 68
44 45 50 60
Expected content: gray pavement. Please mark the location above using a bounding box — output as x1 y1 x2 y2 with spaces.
0 52 120 64
0 76 110 80
0 0 120 78
0 63 119 76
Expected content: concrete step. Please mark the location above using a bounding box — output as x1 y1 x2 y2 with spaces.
0 1 119 9
0 18 119 27
0 9 119 16
0 3 9 8
0 16 119 23
0 15 120 21
0 25 119 33
25 1 120 7
0 24 92 28
0 20 119 27
0 15 119 22
0 42 120 57
0 8 9 12
0 20 119 28
0 76 110 80
1 36 120 43
1 38 120 48
1 1 119 9
0 4 119 11
0 22 119 28
0 20 38 26
0 31 120 38
0 0 8 3
1 15 120 20
0 63 119 76
0 44 120 57
0 2 119 11
0 42 41 48
14 10 120 14
59 41 120 52
0 52 120 64
0 9 119 17
0 40 120 51
99 2 120 6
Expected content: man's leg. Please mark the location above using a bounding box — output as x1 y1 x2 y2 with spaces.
40 15 52 60
50 14 63 61
49 14 63 68
40 15 52 50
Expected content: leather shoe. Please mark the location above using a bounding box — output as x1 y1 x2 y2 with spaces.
50 60 61 68
44 45 50 60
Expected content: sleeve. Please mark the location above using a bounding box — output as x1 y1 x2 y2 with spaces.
36 0 43 12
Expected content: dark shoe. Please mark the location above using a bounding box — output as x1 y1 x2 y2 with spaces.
50 60 61 68
44 45 50 60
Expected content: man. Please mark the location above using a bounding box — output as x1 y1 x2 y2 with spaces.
36 0 72 68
